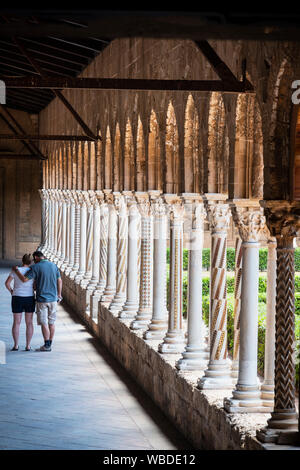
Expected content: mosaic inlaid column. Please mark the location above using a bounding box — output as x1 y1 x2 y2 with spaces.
119 194 141 319
90 191 108 319
130 193 153 330
231 236 243 378
224 203 271 412
176 194 209 370
70 190 81 280
80 191 94 288
110 193 128 313
144 196 169 340
65 190 76 276
257 201 299 444
75 191 87 283
260 238 276 407
198 196 233 389
159 195 186 354
101 191 118 303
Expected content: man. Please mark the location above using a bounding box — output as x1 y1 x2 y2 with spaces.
13 251 62 351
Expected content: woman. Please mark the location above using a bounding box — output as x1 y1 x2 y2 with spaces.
5 253 35 351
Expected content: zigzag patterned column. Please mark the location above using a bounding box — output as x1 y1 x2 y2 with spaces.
144 195 168 340
159 195 186 354
119 194 141 319
224 202 272 412
260 238 276 406
198 195 233 389
131 192 154 330
110 193 128 313
101 190 118 303
257 201 299 444
176 194 209 370
231 236 243 378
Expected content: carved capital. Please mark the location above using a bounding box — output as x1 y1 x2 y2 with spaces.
135 192 151 217
151 197 167 217
205 202 231 234
260 200 300 248
231 206 268 243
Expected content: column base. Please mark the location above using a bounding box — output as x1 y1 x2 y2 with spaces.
175 348 209 371
224 385 273 412
130 310 152 330
119 302 139 319
158 331 186 354
260 383 274 407
257 410 299 443
109 294 126 313
197 361 234 390
143 319 168 340
101 289 116 303
257 423 299 445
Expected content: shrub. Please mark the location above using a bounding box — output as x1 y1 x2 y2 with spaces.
259 248 268 271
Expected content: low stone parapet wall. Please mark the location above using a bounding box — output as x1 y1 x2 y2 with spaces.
61 272 273 450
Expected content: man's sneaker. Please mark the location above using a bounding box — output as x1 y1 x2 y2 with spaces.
36 345 51 352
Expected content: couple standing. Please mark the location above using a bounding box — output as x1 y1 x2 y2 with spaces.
5 251 62 352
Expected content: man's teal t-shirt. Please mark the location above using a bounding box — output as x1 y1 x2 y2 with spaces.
25 259 61 302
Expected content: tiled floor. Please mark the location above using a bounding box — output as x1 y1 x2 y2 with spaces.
0 266 192 450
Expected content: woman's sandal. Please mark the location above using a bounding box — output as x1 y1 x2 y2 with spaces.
10 346 19 351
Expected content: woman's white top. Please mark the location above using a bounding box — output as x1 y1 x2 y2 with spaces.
9 266 34 297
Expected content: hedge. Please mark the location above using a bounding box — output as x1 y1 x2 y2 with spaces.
167 246 300 272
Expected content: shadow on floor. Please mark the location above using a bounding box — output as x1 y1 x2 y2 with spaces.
62 301 195 450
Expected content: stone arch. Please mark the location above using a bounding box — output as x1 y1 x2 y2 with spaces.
165 101 180 193
136 116 146 191
148 109 161 190
104 125 112 190
207 92 228 194
184 94 200 193
113 123 122 191
124 118 134 191
231 94 263 199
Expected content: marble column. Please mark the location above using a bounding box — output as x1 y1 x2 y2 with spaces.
101 191 118 303
176 194 209 370
144 196 169 340
80 191 94 288
70 190 81 280
231 236 243 378
159 195 186 354
260 238 276 407
75 191 87 283
47 190 55 260
90 191 107 320
257 201 300 444
119 194 141 319
42 189 50 257
131 192 154 330
58 190 68 270
54 189 64 265
38 189 46 252
65 190 76 277
224 202 271 412
87 191 103 290
198 195 233 389
109 193 128 313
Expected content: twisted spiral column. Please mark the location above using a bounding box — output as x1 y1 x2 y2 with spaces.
176 194 209 370
231 236 243 378
110 193 128 313
81 191 94 287
198 196 233 389
159 195 186 354
75 191 87 283
101 190 118 303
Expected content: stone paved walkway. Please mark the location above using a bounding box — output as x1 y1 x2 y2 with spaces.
0 266 191 450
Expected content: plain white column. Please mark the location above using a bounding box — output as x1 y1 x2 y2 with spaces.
70 191 81 280
65 190 76 276
81 191 94 288
224 204 272 412
58 191 68 270
87 191 102 289
231 236 243 378
159 195 186 354
176 195 209 370
260 238 276 406
119 195 141 319
144 196 168 340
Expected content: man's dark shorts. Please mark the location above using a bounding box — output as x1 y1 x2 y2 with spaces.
12 296 35 314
